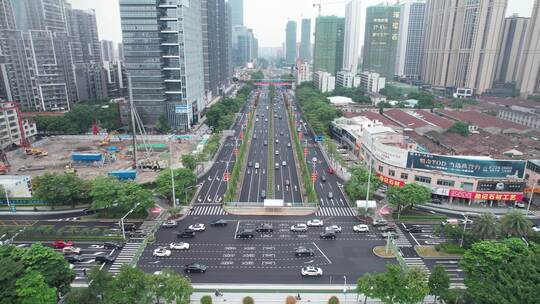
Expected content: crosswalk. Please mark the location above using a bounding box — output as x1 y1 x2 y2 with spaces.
434 260 465 289
109 242 140 274
315 207 356 217
393 227 413 247
46 217 79 222
403 257 430 276
188 204 227 216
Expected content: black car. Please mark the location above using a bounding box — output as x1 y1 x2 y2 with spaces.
103 242 124 250
380 225 397 232
210 219 228 227
65 254 83 263
319 231 336 239
184 263 208 273
116 223 137 231
256 224 273 233
295 247 315 257
177 230 196 238
406 226 423 233
320 176 327 182
236 229 254 239
95 255 115 264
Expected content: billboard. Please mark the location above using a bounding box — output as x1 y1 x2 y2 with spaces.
406 152 526 178
362 135 408 168
449 190 523 201
476 181 525 192
376 173 405 187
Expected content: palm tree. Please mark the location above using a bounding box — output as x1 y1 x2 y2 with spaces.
500 210 532 237
471 212 499 240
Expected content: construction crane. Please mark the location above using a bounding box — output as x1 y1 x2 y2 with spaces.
8 101 48 157
313 0 346 16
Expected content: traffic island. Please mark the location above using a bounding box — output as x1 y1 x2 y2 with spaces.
415 245 464 258
373 246 396 258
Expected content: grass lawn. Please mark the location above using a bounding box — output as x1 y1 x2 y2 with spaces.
373 246 396 258
415 245 464 258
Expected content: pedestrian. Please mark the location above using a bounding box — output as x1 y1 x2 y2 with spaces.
83 269 87 277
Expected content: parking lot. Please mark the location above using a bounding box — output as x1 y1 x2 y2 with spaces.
137 215 389 284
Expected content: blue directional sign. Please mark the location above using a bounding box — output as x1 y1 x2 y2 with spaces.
314 135 324 142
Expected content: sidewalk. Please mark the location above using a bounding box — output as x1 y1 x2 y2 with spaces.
419 203 540 219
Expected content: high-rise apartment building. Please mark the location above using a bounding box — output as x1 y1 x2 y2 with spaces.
232 25 257 67
343 0 362 73
120 0 205 131
313 16 345 75
101 40 116 62
495 16 528 84
117 43 125 61
71 9 102 63
229 0 243 27
201 0 231 99
299 19 311 62
363 4 400 79
422 0 507 95
1 0 78 111
285 21 297 65
517 0 540 98
395 1 425 81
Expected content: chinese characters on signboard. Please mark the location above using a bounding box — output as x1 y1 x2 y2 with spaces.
448 190 522 201
406 152 526 178
375 173 405 187
476 181 525 192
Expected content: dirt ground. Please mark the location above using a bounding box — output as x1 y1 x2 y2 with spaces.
5 136 196 184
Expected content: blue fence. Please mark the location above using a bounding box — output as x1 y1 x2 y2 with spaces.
0 199 49 205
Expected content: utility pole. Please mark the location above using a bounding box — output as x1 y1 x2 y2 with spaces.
128 74 137 169
169 138 176 208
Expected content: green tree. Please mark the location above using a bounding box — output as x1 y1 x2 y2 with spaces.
500 210 532 237
104 265 153 304
409 91 436 109
87 266 113 300
0 255 26 304
446 122 470 137
151 268 192 304
379 85 401 100
471 212 499 240
181 154 197 171
428 265 450 302
386 183 432 219
16 271 57 304
460 238 540 304
90 177 154 214
155 168 196 204
357 264 429 304
250 70 264 80
328 296 340 304
32 172 90 208
156 114 171 134
344 166 380 201
243 296 255 304
200 295 212 304
63 288 96 304
15 244 75 295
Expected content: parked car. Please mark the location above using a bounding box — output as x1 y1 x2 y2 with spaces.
301 267 323 277
295 246 315 257
95 255 115 264
307 219 324 227
184 263 208 273
188 224 206 231
353 224 369 232
236 229 255 239
162 220 178 228
532 225 540 233
169 242 190 250
177 230 196 238
52 240 73 248
290 224 308 232
319 231 337 239
210 219 228 227
153 247 172 257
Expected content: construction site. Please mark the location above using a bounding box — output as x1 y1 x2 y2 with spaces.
2 134 199 184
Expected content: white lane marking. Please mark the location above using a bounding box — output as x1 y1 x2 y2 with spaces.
312 242 332 264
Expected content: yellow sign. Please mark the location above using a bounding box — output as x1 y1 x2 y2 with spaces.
524 188 540 193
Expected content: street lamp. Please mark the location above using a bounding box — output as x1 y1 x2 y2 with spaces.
526 180 536 217
184 184 197 205
168 137 177 208
120 201 141 240
459 212 469 248
365 158 373 216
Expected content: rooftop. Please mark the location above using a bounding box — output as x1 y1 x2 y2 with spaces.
328 96 354 105
383 109 429 128
360 111 400 127
436 109 527 131
410 110 454 129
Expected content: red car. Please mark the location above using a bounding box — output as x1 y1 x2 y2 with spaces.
52 240 73 248
327 167 335 175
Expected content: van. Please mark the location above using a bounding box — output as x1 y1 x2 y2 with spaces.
264 140 268 146
275 163 279 169
282 161 286 166
327 192 334 199
260 190 266 199
254 162 260 169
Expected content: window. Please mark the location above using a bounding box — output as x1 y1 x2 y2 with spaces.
378 166 384 173
414 175 431 184
400 173 408 180
388 170 395 177
437 179 455 187
461 182 474 191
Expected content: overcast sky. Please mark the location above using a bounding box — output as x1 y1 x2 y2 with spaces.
69 0 535 47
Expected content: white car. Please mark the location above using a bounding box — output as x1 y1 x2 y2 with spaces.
290 224 308 232
153 248 171 257
533 225 540 233
307 219 323 227
301 266 323 277
62 246 81 254
188 224 206 231
325 225 342 233
353 224 369 232
169 242 190 250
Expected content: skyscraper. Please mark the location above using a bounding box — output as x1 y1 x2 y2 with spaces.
232 25 257 66
422 0 507 95
229 0 243 27
495 15 529 84
71 9 102 63
201 0 230 98
313 16 345 75
343 0 362 73
363 4 400 79
101 40 116 62
517 0 540 97
299 18 311 62
120 0 205 130
395 1 425 80
285 21 297 65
